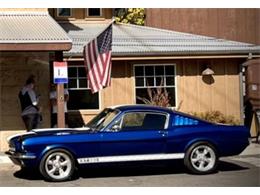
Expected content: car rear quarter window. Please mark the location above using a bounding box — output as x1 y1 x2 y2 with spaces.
172 115 199 126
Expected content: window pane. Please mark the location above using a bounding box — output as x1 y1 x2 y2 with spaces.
68 90 99 110
166 77 175 86
145 66 154 76
135 66 144 76
136 87 175 107
136 88 150 104
155 66 164 76
79 79 88 88
68 79 77 88
165 66 175 76
88 8 101 16
78 67 87 78
122 113 146 129
135 77 144 87
166 87 176 107
145 77 154 87
135 65 176 108
58 8 71 17
68 67 77 77
121 112 166 130
142 113 166 129
155 77 164 86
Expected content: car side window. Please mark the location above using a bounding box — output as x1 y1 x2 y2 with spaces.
120 112 167 131
172 115 199 126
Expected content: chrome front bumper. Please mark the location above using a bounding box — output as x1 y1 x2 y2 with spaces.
5 151 36 166
5 151 36 159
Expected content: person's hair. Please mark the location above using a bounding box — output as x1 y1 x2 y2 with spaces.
26 75 35 85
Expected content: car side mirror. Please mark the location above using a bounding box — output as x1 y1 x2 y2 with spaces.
111 125 120 132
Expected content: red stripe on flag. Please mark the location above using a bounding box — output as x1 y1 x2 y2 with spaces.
83 24 112 93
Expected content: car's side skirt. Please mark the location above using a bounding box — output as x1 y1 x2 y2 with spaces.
77 153 185 164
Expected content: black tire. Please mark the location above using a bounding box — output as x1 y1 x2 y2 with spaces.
39 149 75 182
184 141 218 174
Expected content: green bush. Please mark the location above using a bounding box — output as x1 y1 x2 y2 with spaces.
114 8 145 25
189 111 240 125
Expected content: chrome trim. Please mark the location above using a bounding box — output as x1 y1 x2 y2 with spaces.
5 151 36 159
45 151 72 180
32 128 71 132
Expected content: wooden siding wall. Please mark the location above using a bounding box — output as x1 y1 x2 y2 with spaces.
78 58 243 124
145 8 260 44
102 61 134 107
75 61 134 124
177 59 242 120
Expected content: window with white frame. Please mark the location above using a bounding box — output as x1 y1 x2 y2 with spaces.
87 8 102 17
57 8 72 17
134 65 176 107
67 66 99 110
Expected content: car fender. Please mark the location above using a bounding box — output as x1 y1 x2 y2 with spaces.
184 138 219 154
37 144 78 165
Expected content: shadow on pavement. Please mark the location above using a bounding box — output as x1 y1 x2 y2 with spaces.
14 168 42 181
76 160 186 180
218 160 249 172
13 159 250 182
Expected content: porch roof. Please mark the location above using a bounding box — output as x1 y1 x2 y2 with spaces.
60 22 260 57
0 11 72 51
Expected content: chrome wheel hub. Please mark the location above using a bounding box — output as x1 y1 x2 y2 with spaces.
190 145 216 172
45 152 72 180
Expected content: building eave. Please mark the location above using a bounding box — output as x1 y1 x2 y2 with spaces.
0 11 72 51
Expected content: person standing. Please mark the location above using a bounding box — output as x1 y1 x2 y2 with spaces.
50 84 69 128
18 75 41 131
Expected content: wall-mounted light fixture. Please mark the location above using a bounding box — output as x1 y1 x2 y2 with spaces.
202 67 215 76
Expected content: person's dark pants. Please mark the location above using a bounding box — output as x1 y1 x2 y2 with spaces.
22 114 40 131
51 113 68 128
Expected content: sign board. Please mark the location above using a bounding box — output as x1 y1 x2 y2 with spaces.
53 61 68 84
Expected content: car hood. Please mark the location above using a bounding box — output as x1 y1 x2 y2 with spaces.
7 127 92 142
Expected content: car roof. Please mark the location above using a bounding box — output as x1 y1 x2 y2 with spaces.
110 105 211 124
111 104 174 114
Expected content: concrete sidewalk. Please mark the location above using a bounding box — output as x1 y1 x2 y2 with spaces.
0 142 259 164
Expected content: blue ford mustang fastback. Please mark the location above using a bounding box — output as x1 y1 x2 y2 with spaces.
6 105 249 181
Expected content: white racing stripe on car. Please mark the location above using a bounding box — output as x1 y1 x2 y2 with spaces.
77 153 185 164
7 132 36 142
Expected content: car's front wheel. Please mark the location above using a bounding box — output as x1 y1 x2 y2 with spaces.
39 149 75 182
184 142 218 174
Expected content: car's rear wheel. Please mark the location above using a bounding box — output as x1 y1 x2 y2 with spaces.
39 149 75 182
184 142 218 174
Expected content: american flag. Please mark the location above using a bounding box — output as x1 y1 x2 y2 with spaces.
83 24 112 93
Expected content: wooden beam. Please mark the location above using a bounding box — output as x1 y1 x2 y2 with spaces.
55 51 65 128
63 55 260 61
0 43 72 51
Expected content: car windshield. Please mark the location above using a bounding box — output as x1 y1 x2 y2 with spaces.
86 108 119 131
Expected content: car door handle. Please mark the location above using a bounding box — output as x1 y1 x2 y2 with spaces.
158 131 168 137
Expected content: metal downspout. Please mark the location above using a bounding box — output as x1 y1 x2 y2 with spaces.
239 62 244 125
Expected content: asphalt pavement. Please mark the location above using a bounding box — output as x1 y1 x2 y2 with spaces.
0 142 259 186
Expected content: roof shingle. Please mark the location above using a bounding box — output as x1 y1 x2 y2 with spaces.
0 11 72 44
60 22 260 57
